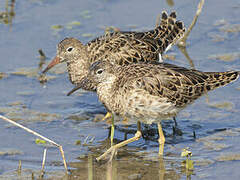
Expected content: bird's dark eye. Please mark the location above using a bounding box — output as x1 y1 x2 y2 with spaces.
96 69 103 74
67 47 73 52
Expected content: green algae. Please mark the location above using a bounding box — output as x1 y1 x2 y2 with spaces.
214 18 240 33
11 66 58 83
216 153 240 161
208 53 240 62
202 141 229 151
208 102 234 110
194 159 215 167
35 138 46 145
11 67 38 77
214 19 228 26
163 53 176 61
0 149 23 156
75 140 81 145
82 33 94 38
0 72 8 80
51 25 64 30
208 32 227 42
0 103 61 123
67 115 90 121
220 24 240 33
66 21 81 29
80 10 92 19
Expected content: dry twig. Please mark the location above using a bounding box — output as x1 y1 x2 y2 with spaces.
177 0 205 69
178 0 205 47
0 115 68 172
40 148 47 178
17 160 21 175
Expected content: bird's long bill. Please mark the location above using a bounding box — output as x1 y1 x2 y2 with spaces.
67 85 82 96
67 77 95 96
42 56 60 74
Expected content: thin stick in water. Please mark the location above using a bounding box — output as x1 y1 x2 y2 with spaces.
178 0 205 47
17 160 21 175
0 115 68 172
40 148 47 178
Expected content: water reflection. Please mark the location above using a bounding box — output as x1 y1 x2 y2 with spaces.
0 0 15 28
70 122 196 179
69 153 184 180
178 45 195 69
177 0 205 70
37 49 48 84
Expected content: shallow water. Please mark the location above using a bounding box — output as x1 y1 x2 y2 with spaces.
0 0 240 179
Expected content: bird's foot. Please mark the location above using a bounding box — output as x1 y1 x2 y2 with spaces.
102 112 112 121
96 146 118 162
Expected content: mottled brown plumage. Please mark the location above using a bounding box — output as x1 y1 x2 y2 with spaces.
73 60 239 160
79 60 239 123
42 11 186 148
42 11 185 91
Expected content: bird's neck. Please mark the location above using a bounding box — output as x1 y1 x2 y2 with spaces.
97 77 122 114
67 53 90 85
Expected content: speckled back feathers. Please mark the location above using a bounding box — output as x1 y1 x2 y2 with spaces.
80 61 239 121
86 11 185 65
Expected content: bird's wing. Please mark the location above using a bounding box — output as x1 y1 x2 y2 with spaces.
87 31 150 65
116 63 238 108
86 12 185 65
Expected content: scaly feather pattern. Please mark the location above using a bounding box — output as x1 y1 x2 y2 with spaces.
43 11 185 91
78 60 239 123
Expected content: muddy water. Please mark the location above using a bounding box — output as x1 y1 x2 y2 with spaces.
0 0 240 179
